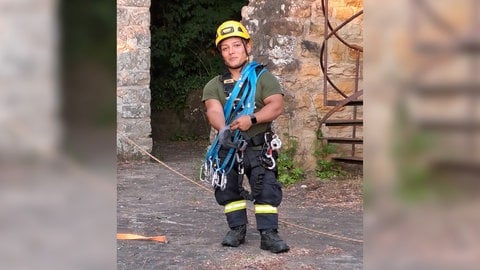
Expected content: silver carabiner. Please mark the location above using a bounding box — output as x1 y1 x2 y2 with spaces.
237 139 247 151
238 163 244 175
270 134 282 150
235 152 243 163
264 132 271 146
199 161 208 182
265 148 273 158
267 156 276 170
205 158 215 182
219 169 227 190
212 170 220 187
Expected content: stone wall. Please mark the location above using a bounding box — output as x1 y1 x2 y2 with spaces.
117 0 152 159
242 0 363 169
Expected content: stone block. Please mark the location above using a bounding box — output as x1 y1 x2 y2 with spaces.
287 2 313 18
308 21 325 38
117 48 150 71
121 104 150 119
117 71 150 87
335 80 356 95
263 19 303 36
117 0 150 7
117 26 151 49
333 6 355 21
344 0 363 8
118 86 151 104
117 7 150 27
299 62 321 77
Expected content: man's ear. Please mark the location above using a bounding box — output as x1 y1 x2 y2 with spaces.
246 40 252 54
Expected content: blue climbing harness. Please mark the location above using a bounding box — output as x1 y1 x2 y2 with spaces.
200 62 266 190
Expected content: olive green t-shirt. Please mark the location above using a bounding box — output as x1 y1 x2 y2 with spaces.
202 70 283 137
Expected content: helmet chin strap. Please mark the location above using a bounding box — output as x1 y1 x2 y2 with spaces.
242 39 250 56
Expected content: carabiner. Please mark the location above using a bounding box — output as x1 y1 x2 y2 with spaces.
199 162 207 182
267 156 276 170
265 148 273 158
235 151 243 163
219 169 227 190
270 134 282 150
212 169 218 187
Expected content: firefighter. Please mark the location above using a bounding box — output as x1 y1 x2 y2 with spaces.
202 20 289 253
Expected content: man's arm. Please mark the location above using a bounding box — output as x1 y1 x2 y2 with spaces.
230 93 284 131
254 93 284 123
204 99 226 131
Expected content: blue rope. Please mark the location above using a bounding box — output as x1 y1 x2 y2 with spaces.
204 62 266 183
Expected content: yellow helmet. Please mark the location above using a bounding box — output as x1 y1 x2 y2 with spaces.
215 20 250 47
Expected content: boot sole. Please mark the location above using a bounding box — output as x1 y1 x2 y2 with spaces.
260 243 290 253
222 238 245 247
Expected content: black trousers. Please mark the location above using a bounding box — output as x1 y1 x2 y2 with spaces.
215 146 283 230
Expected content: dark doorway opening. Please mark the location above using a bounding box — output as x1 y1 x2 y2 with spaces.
149 0 248 157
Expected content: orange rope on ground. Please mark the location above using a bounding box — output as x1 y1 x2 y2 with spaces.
117 233 167 243
119 134 363 244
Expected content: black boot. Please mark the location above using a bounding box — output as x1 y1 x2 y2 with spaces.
260 229 290 253
221 225 246 247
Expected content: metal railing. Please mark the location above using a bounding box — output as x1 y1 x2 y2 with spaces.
318 0 364 164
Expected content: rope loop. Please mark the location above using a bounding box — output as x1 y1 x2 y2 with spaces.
202 61 265 189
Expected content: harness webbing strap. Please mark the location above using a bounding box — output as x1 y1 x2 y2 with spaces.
224 62 263 122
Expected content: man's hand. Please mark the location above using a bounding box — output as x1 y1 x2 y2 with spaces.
218 126 236 148
230 115 252 131
230 93 284 131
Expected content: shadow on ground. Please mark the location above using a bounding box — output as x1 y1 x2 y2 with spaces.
117 140 363 269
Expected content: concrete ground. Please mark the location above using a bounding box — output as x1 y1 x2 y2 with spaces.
117 141 363 269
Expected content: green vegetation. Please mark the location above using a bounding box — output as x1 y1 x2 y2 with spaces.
314 135 345 180
277 134 305 186
150 0 248 112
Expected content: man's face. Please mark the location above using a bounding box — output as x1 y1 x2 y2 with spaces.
219 37 251 69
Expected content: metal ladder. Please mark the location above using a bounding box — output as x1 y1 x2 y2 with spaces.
318 0 364 164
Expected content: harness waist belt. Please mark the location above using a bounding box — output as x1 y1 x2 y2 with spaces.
247 132 267 146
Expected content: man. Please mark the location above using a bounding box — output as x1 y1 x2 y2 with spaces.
201 20 289 253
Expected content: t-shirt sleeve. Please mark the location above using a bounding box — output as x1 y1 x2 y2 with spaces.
258 71 284 98
202 76 221 102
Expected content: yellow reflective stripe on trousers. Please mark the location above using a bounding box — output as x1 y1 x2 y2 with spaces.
224 200 247 214
254 204 278 214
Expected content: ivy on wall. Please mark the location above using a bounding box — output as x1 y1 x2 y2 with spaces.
150 0 248 112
